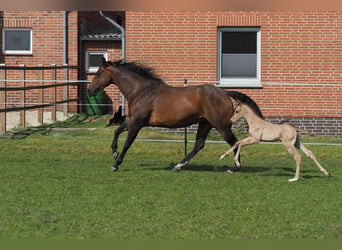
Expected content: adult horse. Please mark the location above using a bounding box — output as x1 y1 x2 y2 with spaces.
87 59 263 172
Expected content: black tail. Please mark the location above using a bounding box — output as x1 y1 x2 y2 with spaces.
106 106 126 127
227 91 264 119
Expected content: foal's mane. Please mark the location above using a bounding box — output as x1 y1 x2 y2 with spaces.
107 60 164 83
228 91 264 119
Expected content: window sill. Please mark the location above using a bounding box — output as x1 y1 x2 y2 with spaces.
217 79 263 88
3 51 33 55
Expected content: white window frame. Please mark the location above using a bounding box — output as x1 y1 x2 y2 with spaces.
217 27 261 88
86 51 108 73
2 28 33 55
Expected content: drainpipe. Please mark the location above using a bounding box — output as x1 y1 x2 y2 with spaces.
99 11 126 117
63 11 68 64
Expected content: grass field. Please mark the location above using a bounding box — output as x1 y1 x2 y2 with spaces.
0 115 341 239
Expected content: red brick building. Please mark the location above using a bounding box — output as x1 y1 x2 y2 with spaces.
1 11 341 136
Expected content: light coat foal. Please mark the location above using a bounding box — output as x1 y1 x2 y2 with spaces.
220 100 331 182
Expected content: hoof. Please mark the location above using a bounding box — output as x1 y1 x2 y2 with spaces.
171 167 181 172
227 169 235 174
326 172 331 177
111 167 119 172
172 162 187 172
113 152 119 160
219 154 226 161
288 177 299 182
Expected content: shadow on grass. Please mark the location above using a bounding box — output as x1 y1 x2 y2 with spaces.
2 113 105 139
158 163 272 173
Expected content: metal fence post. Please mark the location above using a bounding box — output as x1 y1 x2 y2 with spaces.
0 64 6 133
184 79 188 156
37 64 44 124
63 64 69 116
19 64 26 127
51 64 57 122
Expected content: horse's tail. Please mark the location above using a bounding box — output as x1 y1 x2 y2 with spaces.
227 91 264 119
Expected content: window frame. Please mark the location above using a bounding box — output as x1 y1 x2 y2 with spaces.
2 28 33 55
217 27 261 88
85 51 108 73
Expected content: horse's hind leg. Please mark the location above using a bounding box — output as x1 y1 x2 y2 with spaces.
111 120 127 160
172 120 212 171
299 142 331 177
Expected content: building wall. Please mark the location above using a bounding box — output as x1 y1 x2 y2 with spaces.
1 11 341 136
123 11 342 136
0 11 79 113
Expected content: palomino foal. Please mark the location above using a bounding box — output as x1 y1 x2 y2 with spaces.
220 100 331 182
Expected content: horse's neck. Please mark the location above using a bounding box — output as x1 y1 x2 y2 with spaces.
243 105 265 128
113 68 147 101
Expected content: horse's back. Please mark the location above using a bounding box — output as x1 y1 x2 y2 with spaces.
148 84 231 128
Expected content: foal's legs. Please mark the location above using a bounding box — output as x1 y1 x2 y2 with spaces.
220 136 259 168
282 141 302 182
298 142 331 177
172 120 212 171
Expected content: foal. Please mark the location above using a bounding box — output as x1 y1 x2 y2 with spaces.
220 100 331 182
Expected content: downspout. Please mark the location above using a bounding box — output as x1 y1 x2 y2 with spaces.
63 11 68 64
99 11 126 117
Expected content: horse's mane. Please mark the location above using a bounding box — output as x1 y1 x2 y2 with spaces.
228 91 264 119
107 60 164 83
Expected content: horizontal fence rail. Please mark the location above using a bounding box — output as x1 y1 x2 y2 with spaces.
0 64 81 133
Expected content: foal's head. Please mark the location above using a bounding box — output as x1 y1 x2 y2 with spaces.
231 100 248 122
87 58 117 96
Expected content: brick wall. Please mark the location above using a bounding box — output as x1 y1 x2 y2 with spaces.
122 11 341 137
0 11 79 113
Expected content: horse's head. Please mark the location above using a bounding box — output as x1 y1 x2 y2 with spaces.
87 58 114 97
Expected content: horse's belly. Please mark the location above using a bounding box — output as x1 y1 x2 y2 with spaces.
149 112 200 128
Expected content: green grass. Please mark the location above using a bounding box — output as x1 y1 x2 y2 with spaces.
0 115 342 239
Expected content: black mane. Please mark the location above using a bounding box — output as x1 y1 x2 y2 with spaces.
108 60 164 83
228 91 264 119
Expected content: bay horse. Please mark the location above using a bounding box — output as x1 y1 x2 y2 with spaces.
220 99 331 181
87 58 263 172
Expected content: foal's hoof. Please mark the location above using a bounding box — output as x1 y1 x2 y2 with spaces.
326 172 331 177
227 169 235 174
288 177 299 182
111 167 119 172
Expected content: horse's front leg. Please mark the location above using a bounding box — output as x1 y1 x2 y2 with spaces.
111 120 127 160
112 123 141 172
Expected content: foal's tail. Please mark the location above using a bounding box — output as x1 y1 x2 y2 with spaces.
295 127 314 136
227 91 264 119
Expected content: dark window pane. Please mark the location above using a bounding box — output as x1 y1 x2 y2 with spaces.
222 32 256 54
4 30 31 51
89 54 104 67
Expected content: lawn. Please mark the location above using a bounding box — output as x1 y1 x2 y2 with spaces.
0 115 341 239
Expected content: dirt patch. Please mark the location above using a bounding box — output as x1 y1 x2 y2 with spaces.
6 111 69 131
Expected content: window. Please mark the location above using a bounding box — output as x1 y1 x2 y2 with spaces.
2 28 32 55
86 51 108 73
218 27 261 87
